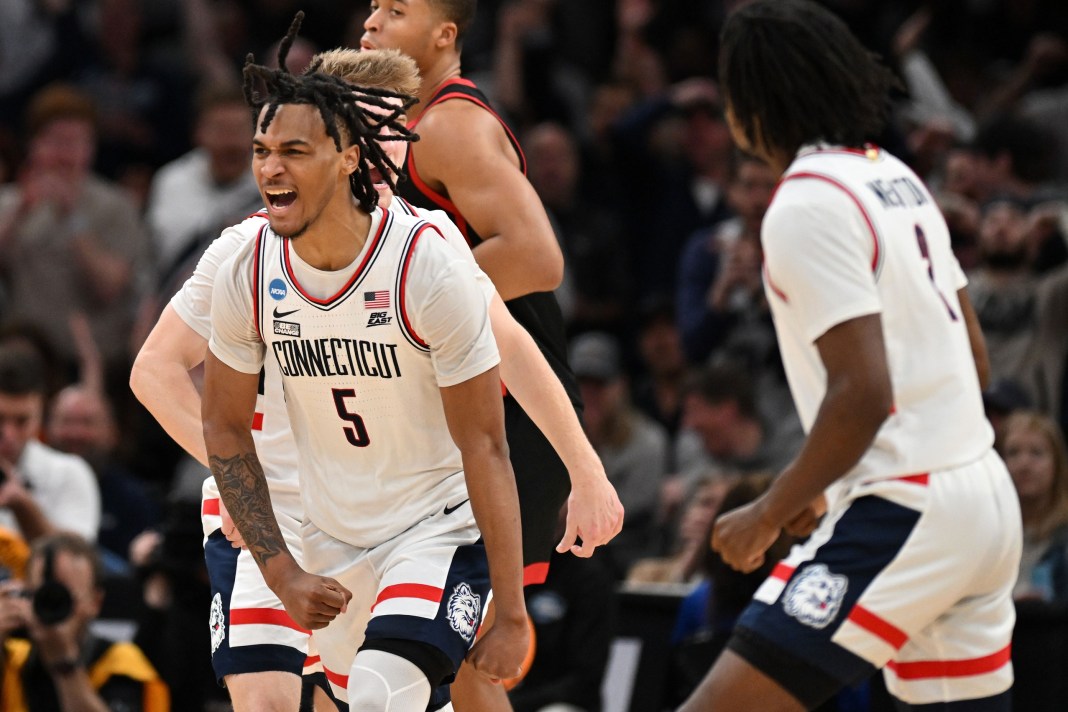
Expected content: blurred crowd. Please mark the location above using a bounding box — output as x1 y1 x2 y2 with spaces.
0 0 1067 709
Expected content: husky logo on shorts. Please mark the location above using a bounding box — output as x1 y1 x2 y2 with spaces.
782 563 848 629
446 582 481 642
209 592 226 655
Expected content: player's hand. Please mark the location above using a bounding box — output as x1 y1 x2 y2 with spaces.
711 497 782 574
557 472 625 557
784 493 827 538
274 570 351 631
465 613 529 683
218 499 247 549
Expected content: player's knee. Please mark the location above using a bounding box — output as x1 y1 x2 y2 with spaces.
225 671 301 712
347 649 433 712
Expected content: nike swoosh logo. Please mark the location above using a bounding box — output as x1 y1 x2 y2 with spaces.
443 499 470 516
273 307 299 319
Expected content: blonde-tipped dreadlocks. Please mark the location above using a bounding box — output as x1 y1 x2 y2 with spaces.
242 12 418 212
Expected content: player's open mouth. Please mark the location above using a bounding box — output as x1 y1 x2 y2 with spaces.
369 167 389 191
265 188 298 212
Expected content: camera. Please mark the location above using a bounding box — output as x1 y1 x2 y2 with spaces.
32 545 73 625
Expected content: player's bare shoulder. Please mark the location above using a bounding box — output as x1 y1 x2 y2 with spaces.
413 99 517 173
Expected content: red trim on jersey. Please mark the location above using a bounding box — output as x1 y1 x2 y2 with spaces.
371 583 444 612
770 562 795 582
245 209 269 220
847 605 908 649
304 655 321 668
251 412 264 431
782 172 881 273
895 473 930 486
252 224 267 342
403 78 527 247
323 665 348 688
763 263 789 303
202 498 220 516
524 562 550 586
283 209 389 306
230 607 310 634
398 224 443 348
885 644 1012 680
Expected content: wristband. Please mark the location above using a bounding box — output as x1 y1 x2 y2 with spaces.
47 657 82 676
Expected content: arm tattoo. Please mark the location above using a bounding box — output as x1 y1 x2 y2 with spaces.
209 452 287 568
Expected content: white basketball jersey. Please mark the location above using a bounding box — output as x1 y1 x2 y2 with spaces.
171 211 301 519
209 207 499 548
762 145 993 484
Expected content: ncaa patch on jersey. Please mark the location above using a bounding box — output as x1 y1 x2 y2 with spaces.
269 278 288 300
782 563 848 629
447 582 481 642
209 592 226 655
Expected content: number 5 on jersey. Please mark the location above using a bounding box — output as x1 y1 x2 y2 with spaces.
332 388 370 447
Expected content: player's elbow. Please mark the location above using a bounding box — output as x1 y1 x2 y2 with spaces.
128 352 152 406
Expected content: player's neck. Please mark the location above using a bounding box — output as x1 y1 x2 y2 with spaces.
289 201 374 271
410 54 463 121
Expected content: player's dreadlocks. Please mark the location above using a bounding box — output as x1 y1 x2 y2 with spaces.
242 12 418 212
719 0 899 161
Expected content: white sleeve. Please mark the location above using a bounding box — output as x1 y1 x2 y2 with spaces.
170 226 249 339
762 182 882 343
208 244 265 375
418 208 497 304
404 229 500 387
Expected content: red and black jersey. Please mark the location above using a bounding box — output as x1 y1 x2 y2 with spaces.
398 77 580 407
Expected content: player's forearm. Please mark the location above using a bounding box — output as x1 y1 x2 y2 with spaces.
130 355 209 466
463 444 526 622
205 431 295 581
472 228 563 300
495 310 604 484
759 374 889 528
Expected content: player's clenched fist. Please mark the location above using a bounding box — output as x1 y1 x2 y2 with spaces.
275 570 351 630
465 615 529 683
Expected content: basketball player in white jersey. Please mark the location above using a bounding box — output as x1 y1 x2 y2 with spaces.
679 2 1021 711
132 27 619 712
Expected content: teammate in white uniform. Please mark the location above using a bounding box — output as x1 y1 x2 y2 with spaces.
679 2 1020 711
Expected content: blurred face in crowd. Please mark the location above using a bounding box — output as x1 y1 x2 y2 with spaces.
677 478 728 547
728 158 777 233
28 118 95 180
0 392 43 465
525 124 579 211
638 316 685 379
196 102 255 186
1004 422 1057 505
579 377 626 436
684 105 733 175
362 0 448 70
682 394 738 459
47 387 116 463
977 201 1029 269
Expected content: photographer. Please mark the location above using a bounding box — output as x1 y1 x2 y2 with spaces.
0 532 169 711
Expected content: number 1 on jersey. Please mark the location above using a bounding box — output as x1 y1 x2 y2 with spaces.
915 225 959 321
332 388 370 447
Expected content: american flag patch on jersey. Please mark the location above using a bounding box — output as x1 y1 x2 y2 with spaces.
364 290 390 309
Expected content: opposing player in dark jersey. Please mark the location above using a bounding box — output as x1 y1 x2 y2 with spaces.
361 2 624 709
